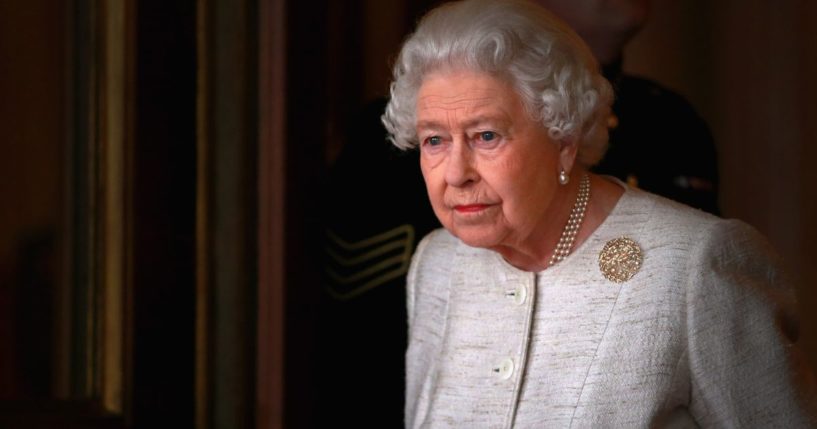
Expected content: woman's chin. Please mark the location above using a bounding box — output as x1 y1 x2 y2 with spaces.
449 227 502 249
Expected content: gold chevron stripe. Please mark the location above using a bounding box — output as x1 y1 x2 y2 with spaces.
325 238 408 267
326 224 414 251
326 253 407 285
326 265 409 301
324 224 418 300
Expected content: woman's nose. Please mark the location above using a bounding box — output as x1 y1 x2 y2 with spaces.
444 141 477 187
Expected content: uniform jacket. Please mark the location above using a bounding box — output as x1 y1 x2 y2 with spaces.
405 185 815 428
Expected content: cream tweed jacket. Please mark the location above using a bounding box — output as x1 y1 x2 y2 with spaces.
405 185 816 428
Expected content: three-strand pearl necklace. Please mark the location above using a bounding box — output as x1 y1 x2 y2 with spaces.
548 174 590 267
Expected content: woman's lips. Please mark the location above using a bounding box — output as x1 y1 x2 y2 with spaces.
454 204 492 213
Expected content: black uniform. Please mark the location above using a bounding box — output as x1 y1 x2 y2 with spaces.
316 65 719 426
316 99 438 427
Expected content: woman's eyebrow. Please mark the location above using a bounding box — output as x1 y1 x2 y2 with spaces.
462 114 510 129
415 112 511 131
415 119 446 131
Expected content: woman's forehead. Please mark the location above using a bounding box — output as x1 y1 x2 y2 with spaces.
416 72 522 125
418 71 517 106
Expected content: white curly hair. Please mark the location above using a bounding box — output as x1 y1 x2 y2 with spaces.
381 0 614 167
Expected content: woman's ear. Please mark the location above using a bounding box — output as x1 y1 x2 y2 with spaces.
558 138 579 175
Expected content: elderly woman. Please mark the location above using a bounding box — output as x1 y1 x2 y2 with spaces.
382 0 815 427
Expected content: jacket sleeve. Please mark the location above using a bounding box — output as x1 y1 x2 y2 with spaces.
404 229 451 428
406 232 426 335
686 219 817 427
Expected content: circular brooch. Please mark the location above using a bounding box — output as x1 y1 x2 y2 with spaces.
598 237 643 283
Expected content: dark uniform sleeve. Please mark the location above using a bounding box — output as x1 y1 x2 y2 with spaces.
315 98 440 427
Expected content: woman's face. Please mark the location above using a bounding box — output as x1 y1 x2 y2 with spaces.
416 69 574 251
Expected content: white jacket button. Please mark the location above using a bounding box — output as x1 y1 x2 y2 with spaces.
494 358 514 380
505 285 527 305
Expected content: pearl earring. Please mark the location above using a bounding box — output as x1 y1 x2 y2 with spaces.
559 169 569 185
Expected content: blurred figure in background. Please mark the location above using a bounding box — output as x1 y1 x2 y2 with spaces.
537 0 720 213
317 100 438 427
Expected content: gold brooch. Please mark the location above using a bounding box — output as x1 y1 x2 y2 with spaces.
598 237 642 283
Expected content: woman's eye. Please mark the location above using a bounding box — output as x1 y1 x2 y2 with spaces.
426 136 442 146
480 131 496 141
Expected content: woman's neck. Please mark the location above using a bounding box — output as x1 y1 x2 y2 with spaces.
494 173 624 272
